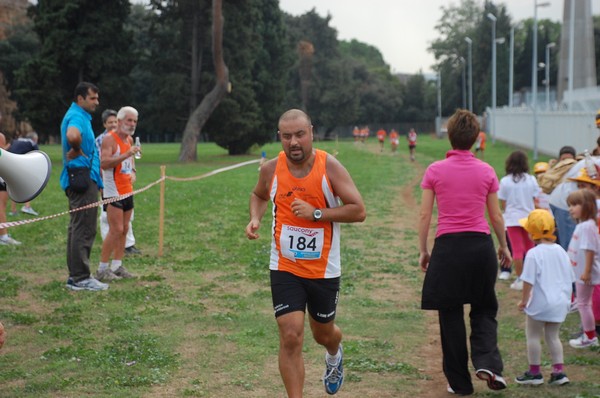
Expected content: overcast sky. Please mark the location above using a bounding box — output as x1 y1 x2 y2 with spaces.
279 0 600 74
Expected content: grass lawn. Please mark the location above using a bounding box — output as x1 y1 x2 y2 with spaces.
0 136 598 397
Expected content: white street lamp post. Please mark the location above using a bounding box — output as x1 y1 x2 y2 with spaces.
465 37 473 112
487 13 497 143
532 0 551 161
545 42 556 110
509 26 515 107
460 57 466 109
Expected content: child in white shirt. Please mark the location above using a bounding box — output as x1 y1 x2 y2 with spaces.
515 209 575 386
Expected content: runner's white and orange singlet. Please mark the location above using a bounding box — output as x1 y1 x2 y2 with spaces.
102 131 134 198
269 149 341 279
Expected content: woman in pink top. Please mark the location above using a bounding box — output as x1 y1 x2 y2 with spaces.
418 109 512 395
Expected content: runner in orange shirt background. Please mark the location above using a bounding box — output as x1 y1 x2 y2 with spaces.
389 129 399 154
407 128 417 161
475 131 486 160
376 128 387 152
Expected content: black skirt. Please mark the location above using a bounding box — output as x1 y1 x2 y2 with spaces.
421 232 499 310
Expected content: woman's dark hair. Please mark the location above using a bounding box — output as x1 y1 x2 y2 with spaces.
447 109 479 150
505 150 529 182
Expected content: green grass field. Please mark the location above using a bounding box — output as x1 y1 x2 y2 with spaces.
0 137 598 397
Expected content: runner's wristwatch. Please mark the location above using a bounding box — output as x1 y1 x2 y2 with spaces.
313 209 323 221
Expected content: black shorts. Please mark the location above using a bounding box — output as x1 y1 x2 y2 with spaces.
103 196 134 212
270 270 340 323
0 181 5 191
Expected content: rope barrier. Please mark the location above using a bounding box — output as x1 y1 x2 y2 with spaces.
0 158 261 230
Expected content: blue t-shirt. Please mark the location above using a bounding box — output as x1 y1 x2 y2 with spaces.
59 102 103 190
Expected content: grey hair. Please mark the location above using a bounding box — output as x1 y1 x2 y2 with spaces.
117 106 138 120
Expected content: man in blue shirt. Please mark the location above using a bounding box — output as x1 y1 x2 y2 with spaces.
60 82 107 291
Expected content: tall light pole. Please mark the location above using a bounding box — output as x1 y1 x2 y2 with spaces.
437 69 442 122
509 24 521 107
567 0 574 109
532 1 551 161
465 37 473 112
545 42 556 110
435 69 442 136
460 57 466 109
487 13 497 143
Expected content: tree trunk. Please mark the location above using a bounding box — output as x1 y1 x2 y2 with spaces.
179 0 229 162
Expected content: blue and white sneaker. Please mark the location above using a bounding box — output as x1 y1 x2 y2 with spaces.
323 345 344 395
66 277 109 291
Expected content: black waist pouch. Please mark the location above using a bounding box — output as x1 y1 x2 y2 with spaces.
67 167 91 193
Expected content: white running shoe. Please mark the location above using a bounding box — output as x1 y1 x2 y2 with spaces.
569 334 599 349
510 278 523 291
0 236 22 245
21 206 39 216
66 277 109 291
499 271 511 280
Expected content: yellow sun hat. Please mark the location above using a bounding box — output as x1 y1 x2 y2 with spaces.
533 162 549 174
567 167 600 187
519 209 556 241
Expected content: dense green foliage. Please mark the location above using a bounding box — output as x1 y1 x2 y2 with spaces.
0 1 435 152
3 0 600 153
12 0 133 136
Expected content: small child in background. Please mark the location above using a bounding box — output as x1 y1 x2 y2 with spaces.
567 167 600 334
515 210 574 386
566 189 600 348
498 151 540 288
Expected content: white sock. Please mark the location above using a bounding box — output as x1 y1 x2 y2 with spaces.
326 348 341 365
0 234 8 241
110 260 122 272
98 262 109 272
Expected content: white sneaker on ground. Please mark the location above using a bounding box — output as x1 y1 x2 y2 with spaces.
66 277 109 291
510 278 523 291
21 206 39 216
569 334 599 349
475 369 507 391
0 236 22 245
498 271 511 280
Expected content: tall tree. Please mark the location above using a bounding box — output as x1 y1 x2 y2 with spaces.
205 0 291 155
13 0 133 137
179 0 229 161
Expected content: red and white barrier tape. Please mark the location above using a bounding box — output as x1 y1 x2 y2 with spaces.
165 158 260 181
0 176 166 229
0 158 260 230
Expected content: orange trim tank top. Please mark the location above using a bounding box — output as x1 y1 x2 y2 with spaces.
269 149 341 279
102 131 134 197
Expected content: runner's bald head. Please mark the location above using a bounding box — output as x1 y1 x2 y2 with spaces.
278 109 311 128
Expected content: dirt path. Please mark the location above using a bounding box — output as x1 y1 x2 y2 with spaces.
145 144 447 397
388 148 446 397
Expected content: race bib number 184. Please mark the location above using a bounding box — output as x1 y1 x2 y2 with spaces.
280 224 324 261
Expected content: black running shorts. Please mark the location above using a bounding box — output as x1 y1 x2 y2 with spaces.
270 270 340 324
103 196 134 212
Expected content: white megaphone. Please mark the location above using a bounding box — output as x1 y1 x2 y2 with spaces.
0 148 51 203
